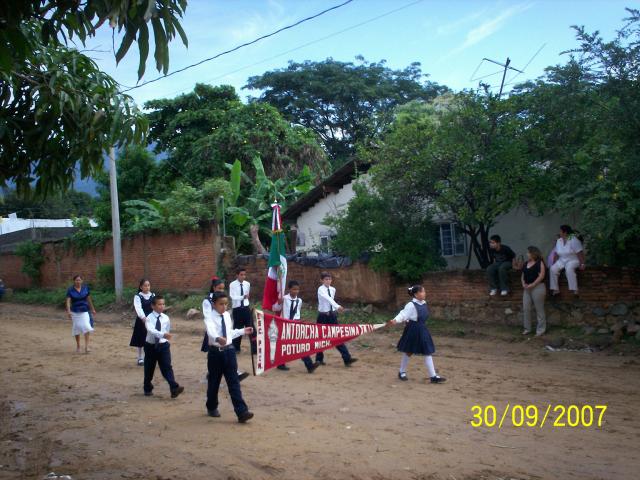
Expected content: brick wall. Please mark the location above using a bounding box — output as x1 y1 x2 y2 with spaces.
231 256 394 306
0 228 218 292
394 268 640 326
2 233 638 327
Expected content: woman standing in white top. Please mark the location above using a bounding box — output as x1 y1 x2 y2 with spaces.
549 225 586 296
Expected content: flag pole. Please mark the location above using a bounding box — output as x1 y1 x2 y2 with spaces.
250 308 257 376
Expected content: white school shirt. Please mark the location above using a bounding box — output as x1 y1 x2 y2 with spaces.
202 295 214 322
133 292 154 319
394 299 427 323
204 310 245 347
282 294 302 320
555 236 583 261
317 285 341 313
229 280 250 308
145 312 171 344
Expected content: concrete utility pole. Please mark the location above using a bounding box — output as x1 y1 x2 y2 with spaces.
108 147 123 302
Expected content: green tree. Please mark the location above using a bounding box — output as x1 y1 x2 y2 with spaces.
326 184 445 281
0 1 188 196
15 240 44 284
511 8 640 266
368 95 538 268
226 157 313 253
245 57 448 164
145 84 328 188
0 188 93 218
91 145 160 230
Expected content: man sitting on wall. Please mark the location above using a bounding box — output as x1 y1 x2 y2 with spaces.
486 235 516 297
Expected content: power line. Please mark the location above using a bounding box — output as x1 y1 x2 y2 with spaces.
118 0 355 93
159 0 426 100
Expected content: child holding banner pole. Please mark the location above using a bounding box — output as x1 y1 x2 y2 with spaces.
315 272 358 367
278 280 320 373
387 285 446 384
204 291 254 423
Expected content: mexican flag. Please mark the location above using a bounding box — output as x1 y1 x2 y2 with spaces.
262 202 287 311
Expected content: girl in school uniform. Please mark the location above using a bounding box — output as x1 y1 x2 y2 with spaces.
130 278 155 366
387 285 446 383
65 274 96 354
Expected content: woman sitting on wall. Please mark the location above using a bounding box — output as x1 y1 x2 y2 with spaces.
549 225 586 296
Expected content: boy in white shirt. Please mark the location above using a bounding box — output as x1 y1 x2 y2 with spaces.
229 268 253 353
316 272 358 367
278 280 320 373
204 291 254 423
143 295 184 398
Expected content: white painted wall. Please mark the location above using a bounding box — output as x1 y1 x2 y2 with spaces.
0 216 97 235
443 207 580 269
292 180 580 269
294 178 364 254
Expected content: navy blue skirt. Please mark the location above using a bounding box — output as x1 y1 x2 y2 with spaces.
397 321 435 355
201 331 209 352
129 317 147 347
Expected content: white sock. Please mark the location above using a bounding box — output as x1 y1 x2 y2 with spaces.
425 355 437 377
137 347 143 359
399 353 410 373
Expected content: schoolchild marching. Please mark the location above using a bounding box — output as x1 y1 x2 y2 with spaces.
387 285 446 383
315 272 357 367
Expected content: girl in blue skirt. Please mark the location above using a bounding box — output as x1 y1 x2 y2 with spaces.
388 285 446 383
130 278 155 366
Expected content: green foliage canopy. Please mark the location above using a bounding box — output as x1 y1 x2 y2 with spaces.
245 57 449 164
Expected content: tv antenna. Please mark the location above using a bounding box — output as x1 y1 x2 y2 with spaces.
470 57 523 98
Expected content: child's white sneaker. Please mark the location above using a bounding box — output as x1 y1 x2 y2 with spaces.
489 289 497 296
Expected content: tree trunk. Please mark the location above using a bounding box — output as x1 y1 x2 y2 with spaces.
250 224 267 255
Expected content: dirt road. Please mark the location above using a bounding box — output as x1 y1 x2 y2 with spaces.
1 303 638 480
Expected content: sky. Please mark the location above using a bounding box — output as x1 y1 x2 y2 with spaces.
83 0 630 107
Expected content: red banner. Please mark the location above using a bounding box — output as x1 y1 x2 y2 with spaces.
253 309 384 375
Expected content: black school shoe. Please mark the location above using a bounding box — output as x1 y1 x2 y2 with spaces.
238 411 254 423
208 409 220 417
430 376 446 384
344 358 358 367
277 365 290 371
171 385 185 398
144 391 153 397
398 372 408 381
307 362 320 373
238 372 250 382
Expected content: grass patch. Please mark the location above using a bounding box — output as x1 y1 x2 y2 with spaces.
12 287 139 310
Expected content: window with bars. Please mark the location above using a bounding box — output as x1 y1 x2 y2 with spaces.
439 223 467 256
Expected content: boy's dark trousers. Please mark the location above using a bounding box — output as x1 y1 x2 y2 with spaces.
144 342 179 394
207 346 249 417
315 312 351 364
232 306 254 353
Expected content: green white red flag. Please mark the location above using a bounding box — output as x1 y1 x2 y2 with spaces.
261 202 287 311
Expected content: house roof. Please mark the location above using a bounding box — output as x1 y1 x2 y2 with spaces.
282 159 371 222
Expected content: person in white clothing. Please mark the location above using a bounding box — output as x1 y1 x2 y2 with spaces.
549 225 586 296
386 285 446 383
202 278 249 381
277 280 320 373
315 272 357 367
130 278 155 365
229 268 253 353
204 291 254 423
143 296 184 399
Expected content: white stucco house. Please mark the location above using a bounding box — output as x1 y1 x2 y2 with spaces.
283 160 579 269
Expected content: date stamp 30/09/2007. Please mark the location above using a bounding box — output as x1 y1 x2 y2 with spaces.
470 404 608 429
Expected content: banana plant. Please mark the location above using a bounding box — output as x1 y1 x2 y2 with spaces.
225 156 314 245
